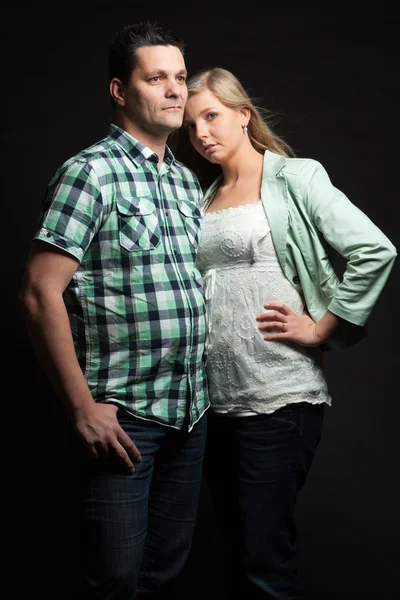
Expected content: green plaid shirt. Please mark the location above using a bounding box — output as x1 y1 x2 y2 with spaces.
34 124 209 430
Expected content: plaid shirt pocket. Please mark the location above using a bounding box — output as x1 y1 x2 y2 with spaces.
116 196 161 251
177 200 201 250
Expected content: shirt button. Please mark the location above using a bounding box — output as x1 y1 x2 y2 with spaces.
185 281 191 289
46 232 52 238
292 275 300 284
165 211 169 217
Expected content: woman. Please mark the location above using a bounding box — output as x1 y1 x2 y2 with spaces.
179 68 396 599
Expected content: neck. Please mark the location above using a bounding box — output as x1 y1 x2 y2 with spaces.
220 142 264 185
115 115 170 169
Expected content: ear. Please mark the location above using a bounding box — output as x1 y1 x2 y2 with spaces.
239 107 250 125
109 78 126 107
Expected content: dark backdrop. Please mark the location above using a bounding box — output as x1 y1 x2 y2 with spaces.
3 3 399 598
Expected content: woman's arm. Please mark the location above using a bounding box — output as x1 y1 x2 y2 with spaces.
301 160 397 327
256 159 396 346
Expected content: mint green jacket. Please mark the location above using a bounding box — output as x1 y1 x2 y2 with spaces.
204 150 397 348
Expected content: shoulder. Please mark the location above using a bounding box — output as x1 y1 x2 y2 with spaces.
279 157 334 199
281 156 325 179
73 136 120 167
262 150 328 184
51 136 119 183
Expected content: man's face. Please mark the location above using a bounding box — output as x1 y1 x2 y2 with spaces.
122 45 188 137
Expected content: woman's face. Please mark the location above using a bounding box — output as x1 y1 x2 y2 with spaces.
183 89 248 164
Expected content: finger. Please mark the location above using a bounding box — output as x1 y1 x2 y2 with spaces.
117 429 142 463
263 331 288 341
84 443 99 460
256 310 285 323
113 446 137 474
263 302 291 315
258 321 287 332
94 440 109 458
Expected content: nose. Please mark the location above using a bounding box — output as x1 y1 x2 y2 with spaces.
165 77 183 98
194 122 209 142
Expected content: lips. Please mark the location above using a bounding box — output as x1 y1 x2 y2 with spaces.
203 144 218 153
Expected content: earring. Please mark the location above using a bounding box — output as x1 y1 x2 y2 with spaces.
243 124 248 133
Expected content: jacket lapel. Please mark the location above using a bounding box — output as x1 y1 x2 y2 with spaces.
260 151 288 274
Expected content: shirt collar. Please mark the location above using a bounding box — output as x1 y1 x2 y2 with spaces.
108 123 176 168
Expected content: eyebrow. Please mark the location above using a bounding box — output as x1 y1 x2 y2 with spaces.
200 107 219 114
183 107 219 124
146 68 188 78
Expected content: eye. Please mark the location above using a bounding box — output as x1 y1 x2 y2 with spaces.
177 75 186 82
207 112 217 120
149 76 161 82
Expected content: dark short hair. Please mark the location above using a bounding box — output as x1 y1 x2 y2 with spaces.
108 21 185 85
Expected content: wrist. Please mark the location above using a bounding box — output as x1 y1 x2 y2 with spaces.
314 310 341 344
313 323 328 344
68 399 97 424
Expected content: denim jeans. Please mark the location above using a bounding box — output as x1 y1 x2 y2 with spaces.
203 401 324 599
68 409 207 599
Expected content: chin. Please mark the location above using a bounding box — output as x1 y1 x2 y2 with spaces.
163 116 183 131
203 151 223 165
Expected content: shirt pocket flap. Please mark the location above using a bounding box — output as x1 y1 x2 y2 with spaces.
115 196 160 252
116 196 156 217
177 200 201 219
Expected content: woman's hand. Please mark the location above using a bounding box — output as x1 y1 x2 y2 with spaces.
255 302 340 347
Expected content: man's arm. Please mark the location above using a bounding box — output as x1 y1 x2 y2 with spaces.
19 240 141 472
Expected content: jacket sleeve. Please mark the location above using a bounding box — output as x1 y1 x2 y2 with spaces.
298 159 397 327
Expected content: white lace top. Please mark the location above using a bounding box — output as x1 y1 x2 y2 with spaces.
197 201 332 415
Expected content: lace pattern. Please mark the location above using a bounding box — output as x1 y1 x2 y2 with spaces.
197 202 331 413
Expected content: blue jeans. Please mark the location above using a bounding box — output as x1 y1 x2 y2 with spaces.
68 409 207 599
203 402 324 599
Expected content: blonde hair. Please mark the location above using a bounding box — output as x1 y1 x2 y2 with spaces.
186 67 294 158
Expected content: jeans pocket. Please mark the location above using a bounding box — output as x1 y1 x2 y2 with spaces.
270 403 303 435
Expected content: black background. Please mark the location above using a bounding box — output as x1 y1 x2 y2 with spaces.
3 2 399 598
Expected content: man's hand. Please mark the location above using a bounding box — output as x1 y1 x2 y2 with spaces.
72 403 142 473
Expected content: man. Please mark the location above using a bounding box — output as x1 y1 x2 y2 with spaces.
19 21 209 599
